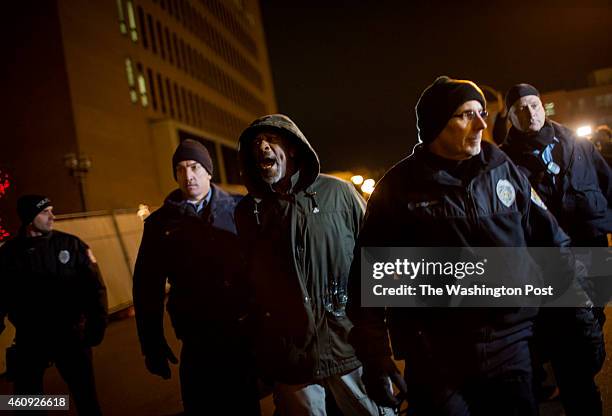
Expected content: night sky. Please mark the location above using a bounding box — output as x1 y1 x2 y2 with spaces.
261 3 612 174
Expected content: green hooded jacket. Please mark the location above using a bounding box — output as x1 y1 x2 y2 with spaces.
236 114 366 383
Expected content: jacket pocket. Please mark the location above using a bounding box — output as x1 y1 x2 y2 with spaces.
567 180 607 220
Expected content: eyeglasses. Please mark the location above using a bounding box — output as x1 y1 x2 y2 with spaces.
451 109 489 121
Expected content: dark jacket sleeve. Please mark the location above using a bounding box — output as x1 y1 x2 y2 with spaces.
76 239 108 346
133 218 169 355
592 142 612 208
347 180 394 361
518 171 585 300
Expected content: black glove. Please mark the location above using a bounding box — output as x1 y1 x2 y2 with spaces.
83 318 107 347
361 356 407 408
145 342 178 380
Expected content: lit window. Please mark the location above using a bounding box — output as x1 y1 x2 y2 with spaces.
544 102 555 116
126 1 138 42
125 58 138 103
138 75 148 107
137 63 148 107
116 0 127 35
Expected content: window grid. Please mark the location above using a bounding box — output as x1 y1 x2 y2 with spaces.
153 0 262 88
199 0 258 57
134 6 266 115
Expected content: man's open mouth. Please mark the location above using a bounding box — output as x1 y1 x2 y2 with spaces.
259 156 276 170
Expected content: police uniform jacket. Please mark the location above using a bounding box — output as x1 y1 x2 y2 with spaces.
133 184 247 356
347 141 576 362
0 230 108 347
503 120 612 245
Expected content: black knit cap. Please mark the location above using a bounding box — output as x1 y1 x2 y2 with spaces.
416 76 486 144
17 194 52 225
172 139 213 179
505 83 540 111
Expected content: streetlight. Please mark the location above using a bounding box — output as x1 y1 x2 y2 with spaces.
361 178 375 195
576 126 592 138
64 153 91 212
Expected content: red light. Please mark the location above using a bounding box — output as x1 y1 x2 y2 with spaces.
0 171 10 197
0 169 12 241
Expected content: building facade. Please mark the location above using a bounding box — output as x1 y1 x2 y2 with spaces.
540 68 612 135
1 0 276 236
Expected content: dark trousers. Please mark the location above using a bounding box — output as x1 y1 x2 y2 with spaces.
13 342 102 416
536 307 605 416
179 337 261 415
404 332 537 416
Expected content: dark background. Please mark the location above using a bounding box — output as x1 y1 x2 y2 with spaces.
261 2 612 173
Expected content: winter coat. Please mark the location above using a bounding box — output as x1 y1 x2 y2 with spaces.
133 184 247 356
347 142 577 362
502 120 612 246
235 114 366 384
0 230 108 347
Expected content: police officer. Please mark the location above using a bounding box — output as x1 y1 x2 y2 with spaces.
347 77 582 415
502 84 609 416
0 195 108 415
133 139 260 415
502 84 611 249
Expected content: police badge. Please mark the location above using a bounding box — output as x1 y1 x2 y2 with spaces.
58 250 70 264
496 179 516 208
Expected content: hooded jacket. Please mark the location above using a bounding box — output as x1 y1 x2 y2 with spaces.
133 184 247 355
235 114 366 384
347 142 577 361
502 120 612 245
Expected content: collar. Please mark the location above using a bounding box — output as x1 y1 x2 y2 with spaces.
421 147 488 186
507 120 555 150
185 189 212 213
262 170 302 195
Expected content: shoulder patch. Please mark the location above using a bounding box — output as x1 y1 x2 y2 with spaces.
58 250 71 264
530 187 548 210
496 179 516 208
